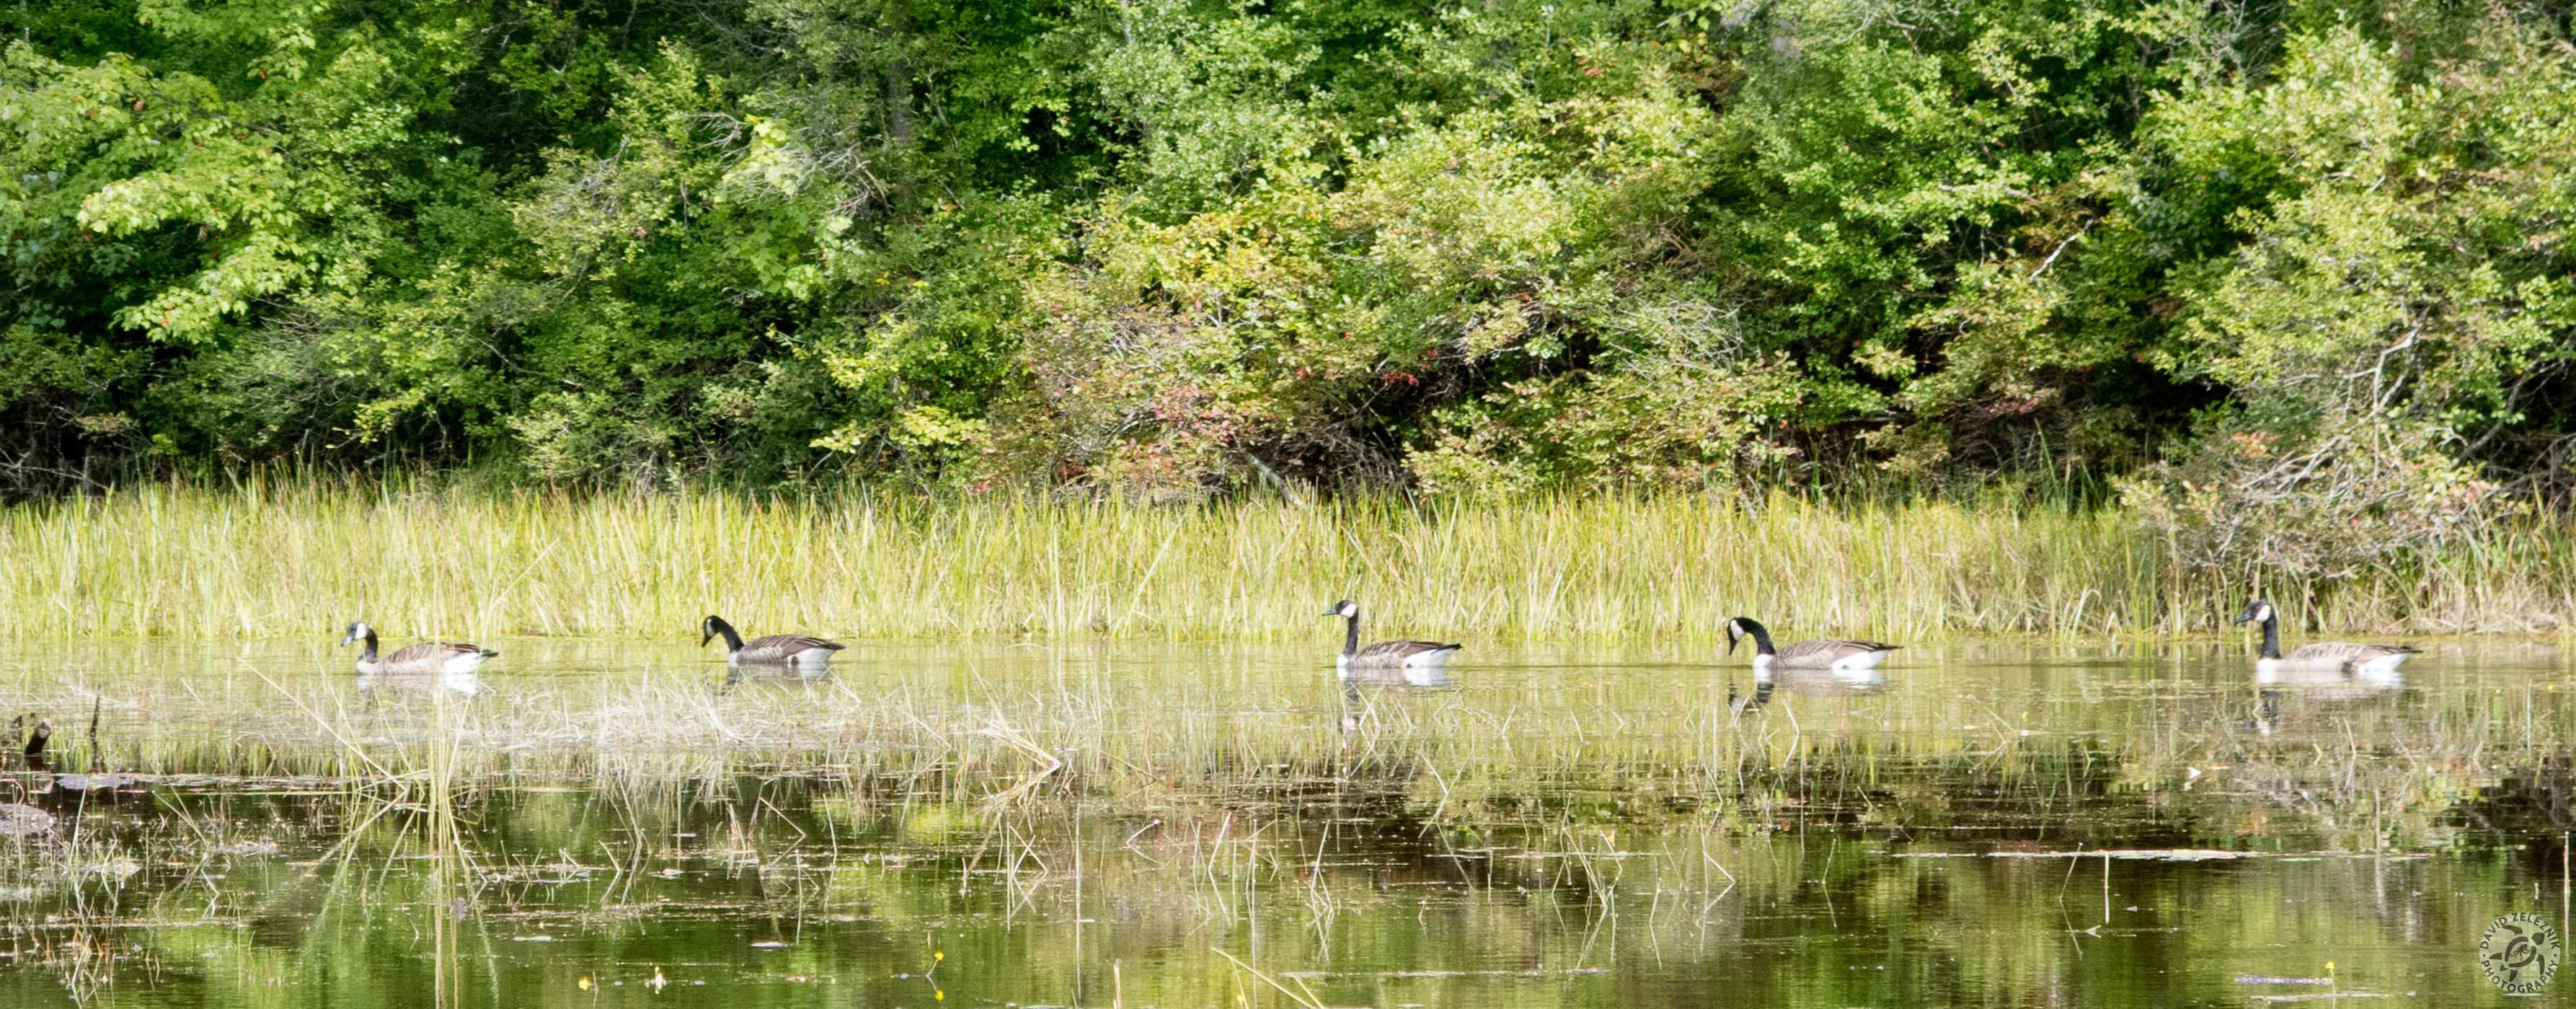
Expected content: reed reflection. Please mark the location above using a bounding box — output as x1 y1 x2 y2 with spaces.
0 636 2558 1009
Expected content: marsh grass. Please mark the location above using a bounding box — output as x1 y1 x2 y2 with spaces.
6 479 2570 643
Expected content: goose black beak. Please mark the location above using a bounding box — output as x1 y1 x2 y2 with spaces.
700 631 714 648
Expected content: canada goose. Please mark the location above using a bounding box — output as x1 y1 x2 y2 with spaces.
1324 600 1461 672
14 717 48 773
2234 600 2419 677
701 615 845 666
1724 617 1899 671
340 622 497 676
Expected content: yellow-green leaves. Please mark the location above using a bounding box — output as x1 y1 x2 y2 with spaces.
112 230 311 337
22 28 406 345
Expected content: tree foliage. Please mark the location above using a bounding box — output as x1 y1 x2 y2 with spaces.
6 0 2576 562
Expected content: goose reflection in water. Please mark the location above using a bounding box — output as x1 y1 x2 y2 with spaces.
1338 664 1456 689
1728 666 1889 714
2256 662 2405 695
722 666 838 695
1335 665 1456 741
357 668 492 697
2251 666 2406 735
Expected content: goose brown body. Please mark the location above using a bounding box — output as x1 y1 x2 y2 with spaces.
1725 617 1899 671
2234 601 2418 677
702 615 845 666
341 622 497 676
1325 601 1460 673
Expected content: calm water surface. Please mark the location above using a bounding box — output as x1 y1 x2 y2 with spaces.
0 636 2570 1007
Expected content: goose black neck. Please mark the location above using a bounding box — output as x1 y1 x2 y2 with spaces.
709 617 745 653
2259 613 2281 660
1342 612 1360 657
358 629 379 663
1743 620 1777 656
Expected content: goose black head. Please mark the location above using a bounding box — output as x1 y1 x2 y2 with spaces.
1324 600 1359 619
1723 617 1763 654
340 621 373 647
2233 600 2275 626
700 615 725 648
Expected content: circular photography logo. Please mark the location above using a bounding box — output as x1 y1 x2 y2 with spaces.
2480 914 2562 993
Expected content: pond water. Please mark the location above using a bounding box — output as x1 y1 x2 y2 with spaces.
0 635 2569 1007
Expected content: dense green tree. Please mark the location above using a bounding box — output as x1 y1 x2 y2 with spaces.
6 0 2576 568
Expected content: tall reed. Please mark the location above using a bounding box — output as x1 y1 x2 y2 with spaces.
1 477 2567 640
